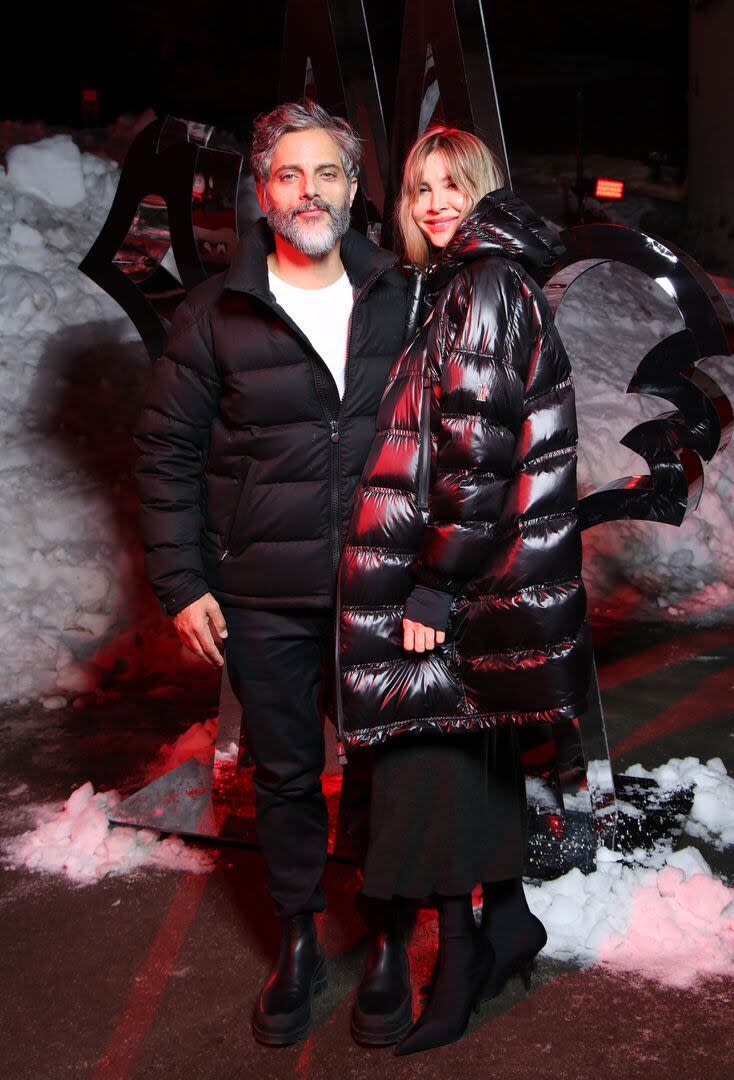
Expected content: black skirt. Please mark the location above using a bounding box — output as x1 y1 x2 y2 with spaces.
360 725 527 900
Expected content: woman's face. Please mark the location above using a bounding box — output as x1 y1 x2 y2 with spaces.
411 151 467 250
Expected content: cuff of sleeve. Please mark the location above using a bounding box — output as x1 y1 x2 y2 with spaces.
159 580 210 618
404 585 454 631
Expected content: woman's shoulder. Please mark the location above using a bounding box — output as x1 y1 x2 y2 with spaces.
460 253 527 290
435 255 527 316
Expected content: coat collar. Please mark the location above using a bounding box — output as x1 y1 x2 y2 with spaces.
223 216 397 299
427 186 565 293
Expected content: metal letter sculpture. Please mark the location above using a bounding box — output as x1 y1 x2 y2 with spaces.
82 0 732 877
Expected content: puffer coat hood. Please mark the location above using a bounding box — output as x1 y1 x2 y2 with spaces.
335 186 591 755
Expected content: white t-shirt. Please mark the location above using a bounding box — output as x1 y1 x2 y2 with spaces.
268 269 354 399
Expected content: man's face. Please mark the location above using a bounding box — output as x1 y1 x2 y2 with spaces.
258 128 358 256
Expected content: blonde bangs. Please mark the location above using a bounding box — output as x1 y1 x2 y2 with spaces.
395 127 505 268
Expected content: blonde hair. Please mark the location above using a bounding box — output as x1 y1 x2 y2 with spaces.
396 127 505 268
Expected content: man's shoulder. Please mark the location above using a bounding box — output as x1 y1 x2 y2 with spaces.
183 271 228 320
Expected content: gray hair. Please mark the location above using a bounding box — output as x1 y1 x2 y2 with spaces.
250 99 361 185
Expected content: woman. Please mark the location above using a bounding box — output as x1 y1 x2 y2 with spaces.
335 128 591 1054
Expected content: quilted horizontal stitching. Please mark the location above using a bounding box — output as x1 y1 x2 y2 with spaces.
363 485 413 497
462 635 577 665
343 656 438 674
450 347 506 363
345 706 576 743
521 444 577 469
341 603 405 613
519 509 575 529
343 545 415 556
374 428 419 438
456 576 580 608
440 413 514 433
247 537 326 544
142 404 210 430
524 376 573 407
428 518 498 529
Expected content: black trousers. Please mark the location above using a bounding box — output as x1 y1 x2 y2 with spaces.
222 605 335 918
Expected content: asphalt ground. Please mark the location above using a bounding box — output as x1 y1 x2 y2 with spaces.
1 614 733 1080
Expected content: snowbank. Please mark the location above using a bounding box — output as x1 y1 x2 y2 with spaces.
4 780 216 883
529 846 734 988
4 741 734 987
0 126 202 704
0 122 732 703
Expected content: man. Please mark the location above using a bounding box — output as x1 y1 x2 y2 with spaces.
134 100 409 1045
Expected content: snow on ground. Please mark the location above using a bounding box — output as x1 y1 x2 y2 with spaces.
3 780 216 883
0 120 732 704
526 755 734 987
3 734 733 988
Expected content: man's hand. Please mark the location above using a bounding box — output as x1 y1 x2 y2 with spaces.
173 593 228 668
402 617 446 653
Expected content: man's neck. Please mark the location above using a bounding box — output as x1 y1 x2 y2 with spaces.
267 234 346 290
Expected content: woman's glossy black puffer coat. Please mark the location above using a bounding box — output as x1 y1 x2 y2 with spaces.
335 187 592 753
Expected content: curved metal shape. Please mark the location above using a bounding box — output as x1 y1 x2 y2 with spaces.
544 224 733 532
79 116 244 360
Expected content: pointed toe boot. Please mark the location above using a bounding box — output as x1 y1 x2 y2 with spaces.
395 895 493 1056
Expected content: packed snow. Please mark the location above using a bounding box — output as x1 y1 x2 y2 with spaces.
4 738 733 988
4 780 216 882
0 121 732 704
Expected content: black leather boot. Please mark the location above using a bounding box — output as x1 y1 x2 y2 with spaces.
395 894 493 1056
479 878 547 1001
351 898 413 1046
253 913 327 1047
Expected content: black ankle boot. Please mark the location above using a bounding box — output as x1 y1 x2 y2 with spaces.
395 894 493 1056
479 878 547 1001
253 913 327 1046
351 898 413 1046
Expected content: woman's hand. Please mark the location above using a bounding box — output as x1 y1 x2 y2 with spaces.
402 617 446 652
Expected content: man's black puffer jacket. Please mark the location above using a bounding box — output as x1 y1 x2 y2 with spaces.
335 188 591 752
134 218 408 616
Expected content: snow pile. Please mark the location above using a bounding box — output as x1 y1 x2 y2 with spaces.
526 754 734 987
0 128 200 705
529 846 734 988
0 124 732 704
145 715 217 780
4 780 217 883
624 756 734 850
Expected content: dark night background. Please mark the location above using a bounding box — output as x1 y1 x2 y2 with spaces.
11 1 688 166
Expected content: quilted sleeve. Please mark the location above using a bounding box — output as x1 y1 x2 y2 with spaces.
133 297 222 616
407 260 581 606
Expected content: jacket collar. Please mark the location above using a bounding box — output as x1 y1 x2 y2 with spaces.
223 216 397 299
427 186 565 293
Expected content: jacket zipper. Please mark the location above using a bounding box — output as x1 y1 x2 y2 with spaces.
415 365 434 511
219 457 255 561
334 263 400 765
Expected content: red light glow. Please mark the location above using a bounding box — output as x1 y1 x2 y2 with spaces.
595 178 625 200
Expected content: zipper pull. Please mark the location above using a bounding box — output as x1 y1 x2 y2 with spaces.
219 548 229 562
337 739 348 766
329 420 340 443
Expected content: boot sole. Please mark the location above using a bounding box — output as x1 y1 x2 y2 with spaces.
351 995 413 1047
253 956 328 1047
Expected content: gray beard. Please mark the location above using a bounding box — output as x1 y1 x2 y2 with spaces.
265 196 351 256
